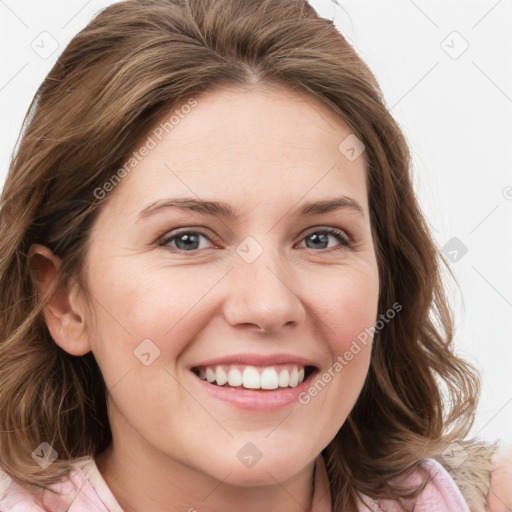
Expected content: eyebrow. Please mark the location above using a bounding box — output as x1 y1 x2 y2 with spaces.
136 195 365 223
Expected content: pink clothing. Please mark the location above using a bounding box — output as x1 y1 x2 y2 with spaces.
0 454 470 511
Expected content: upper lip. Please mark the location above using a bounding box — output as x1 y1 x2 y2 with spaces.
190 352 318 369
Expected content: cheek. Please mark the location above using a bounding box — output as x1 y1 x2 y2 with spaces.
86 260 221 364
302 267 379 402
299 265 378 418
308 265 379 353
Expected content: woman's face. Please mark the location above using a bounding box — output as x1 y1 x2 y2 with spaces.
82 84 379 485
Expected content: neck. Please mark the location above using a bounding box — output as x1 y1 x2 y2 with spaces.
95 442 317 512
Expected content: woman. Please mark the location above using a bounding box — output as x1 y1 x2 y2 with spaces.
0 0 509 510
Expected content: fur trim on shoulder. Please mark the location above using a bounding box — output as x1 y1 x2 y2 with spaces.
485 442 512 512
433 439 498 512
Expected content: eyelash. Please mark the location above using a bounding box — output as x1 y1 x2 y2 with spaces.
157 227 353 254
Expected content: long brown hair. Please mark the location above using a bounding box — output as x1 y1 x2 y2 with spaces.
0 0 482 509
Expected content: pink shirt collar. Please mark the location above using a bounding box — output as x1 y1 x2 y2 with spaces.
0 453 469 511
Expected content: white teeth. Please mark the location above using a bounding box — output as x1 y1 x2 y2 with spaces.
242 366 260 389
195 364 308 389
216 366 228 386
278 369 289 387
260 368 279 389
289 367 299 387
206 368 216 383
227 368 243 387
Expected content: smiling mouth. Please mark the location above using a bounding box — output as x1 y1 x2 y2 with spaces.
191 364 317 391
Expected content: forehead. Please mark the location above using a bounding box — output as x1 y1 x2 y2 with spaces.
100 84 369 222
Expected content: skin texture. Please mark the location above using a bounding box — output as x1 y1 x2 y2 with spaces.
30 84 380 512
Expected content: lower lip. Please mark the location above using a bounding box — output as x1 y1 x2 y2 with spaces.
191 369 319 411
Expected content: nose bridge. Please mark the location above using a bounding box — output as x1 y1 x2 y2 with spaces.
223 234 304 331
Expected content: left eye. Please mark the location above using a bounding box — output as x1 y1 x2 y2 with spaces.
159 228 352 253
298 228 352 252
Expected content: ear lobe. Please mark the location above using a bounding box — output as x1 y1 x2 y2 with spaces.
28 244 92 356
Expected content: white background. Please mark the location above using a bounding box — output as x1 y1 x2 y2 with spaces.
0 0 511 448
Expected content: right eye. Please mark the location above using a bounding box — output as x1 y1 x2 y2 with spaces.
158 229 217 252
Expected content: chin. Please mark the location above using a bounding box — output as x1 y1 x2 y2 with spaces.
208 451 313 486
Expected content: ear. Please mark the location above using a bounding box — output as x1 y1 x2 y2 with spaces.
28 243 92 356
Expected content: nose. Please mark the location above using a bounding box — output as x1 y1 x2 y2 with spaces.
222 243 306 333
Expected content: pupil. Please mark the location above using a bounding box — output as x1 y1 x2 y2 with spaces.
307 233 328 249
177 233 199 250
